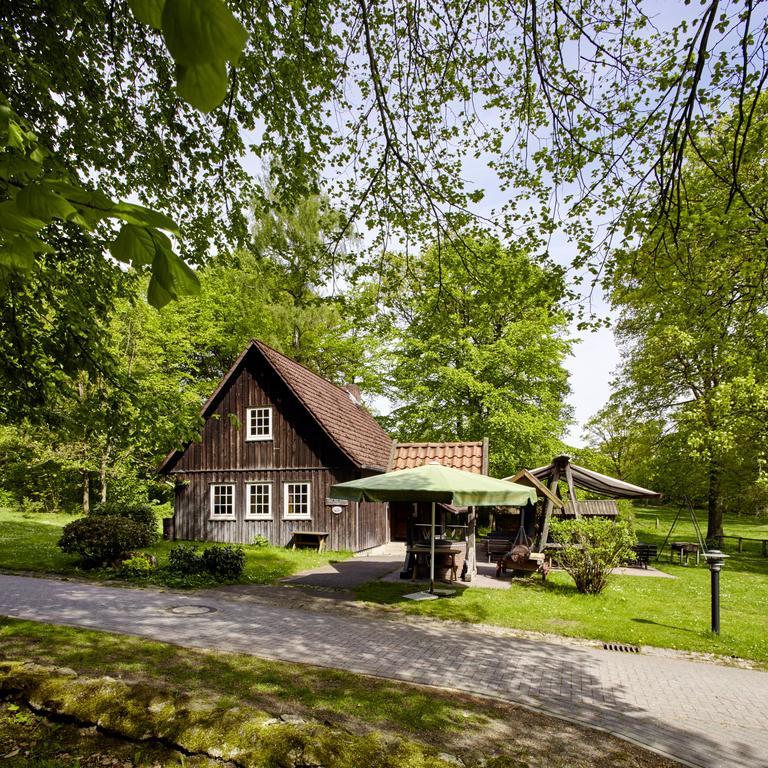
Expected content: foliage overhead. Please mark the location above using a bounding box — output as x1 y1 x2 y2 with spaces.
2 1 767 312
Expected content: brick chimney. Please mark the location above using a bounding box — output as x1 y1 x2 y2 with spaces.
342 383 362 405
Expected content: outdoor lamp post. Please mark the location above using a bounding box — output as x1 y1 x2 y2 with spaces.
703 549 728 635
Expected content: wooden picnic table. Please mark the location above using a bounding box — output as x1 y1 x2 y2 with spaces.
407 544 464 583
290 530 330 552
671 541 700 565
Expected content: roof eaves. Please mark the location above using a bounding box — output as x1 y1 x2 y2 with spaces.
157 341 257 474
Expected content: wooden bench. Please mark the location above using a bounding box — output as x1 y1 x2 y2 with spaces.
632 543 658 569
484 534 513 562
496 549 550 581
290 530 330 552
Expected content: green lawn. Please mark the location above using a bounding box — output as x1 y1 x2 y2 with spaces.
0 506 350 587
356 506 768 666
0 617 678 768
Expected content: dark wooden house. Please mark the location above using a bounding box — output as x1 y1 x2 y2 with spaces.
159 340 393 551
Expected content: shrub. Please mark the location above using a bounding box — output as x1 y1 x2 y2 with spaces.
20 496 45 515
90 501 158 535
549 518 636 595
251 535 270 548
118 552 157 578
201 545 245 579
58 516 155 567
167 543 245 580
167 543 206 575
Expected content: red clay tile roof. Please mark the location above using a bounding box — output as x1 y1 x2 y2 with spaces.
253 340 392 470
390 441 488 474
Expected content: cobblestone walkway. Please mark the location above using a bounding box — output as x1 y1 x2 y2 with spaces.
1 574 766 768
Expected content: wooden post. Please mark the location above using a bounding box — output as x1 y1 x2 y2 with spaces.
762 539 767 558
535 463 561 552
563 459 579 518
465 506 476 581
738 537 743 553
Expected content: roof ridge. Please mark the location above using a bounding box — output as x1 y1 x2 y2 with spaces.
252 339 391 470
396 440 484 447
250 338 361 399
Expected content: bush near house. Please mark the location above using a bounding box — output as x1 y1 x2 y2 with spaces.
549 517 636 594
201 544 245 578
58 516 155 567
167 543 245 579
89 500 158 535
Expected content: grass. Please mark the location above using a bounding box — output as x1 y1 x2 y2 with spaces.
356 506 768 666
0 505 351 587
0 617 679 768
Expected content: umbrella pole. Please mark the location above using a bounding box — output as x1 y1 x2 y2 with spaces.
430 501 435 594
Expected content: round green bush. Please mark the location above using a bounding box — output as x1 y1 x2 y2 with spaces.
90 501 158 534
167 543 205 575
201 545 245 579
58 516 155 567
118 552 157 578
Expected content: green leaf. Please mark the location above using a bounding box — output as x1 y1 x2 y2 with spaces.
147 274 175 308
0 201 46 233
110 224 156 267
149 234 200 306
127 0 165 29
47 181 114 212
16 183 78 222
111 202 179 233
7 233 55 257
176 61 228 113
161 0 248 66
0 247 36 271
7 120 24 150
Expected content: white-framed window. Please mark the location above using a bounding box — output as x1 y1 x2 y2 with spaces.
283 482 311 519
246 407 272 441
210 483 235 520
245 482 272 519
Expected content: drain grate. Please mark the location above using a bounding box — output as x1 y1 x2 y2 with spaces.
603 642 640 653
168 605 217 616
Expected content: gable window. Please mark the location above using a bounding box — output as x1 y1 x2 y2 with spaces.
210 484 235 520
245 482 272 519
284 482 311 519
246 407 272 441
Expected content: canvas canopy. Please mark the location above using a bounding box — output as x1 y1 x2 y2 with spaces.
330 462 537 506
528 458 660 499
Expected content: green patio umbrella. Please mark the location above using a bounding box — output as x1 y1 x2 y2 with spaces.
330 462 537 594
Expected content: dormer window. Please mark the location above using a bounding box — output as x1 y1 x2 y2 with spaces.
246 407 272 441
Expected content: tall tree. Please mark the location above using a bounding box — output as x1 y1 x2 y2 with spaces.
376 235 572 476
608 103 768 539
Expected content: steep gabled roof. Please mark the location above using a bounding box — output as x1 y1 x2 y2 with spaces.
159 339 392 473
389 439 489 474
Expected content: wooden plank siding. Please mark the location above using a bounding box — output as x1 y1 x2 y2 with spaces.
172 469 387 551
167 353 389 551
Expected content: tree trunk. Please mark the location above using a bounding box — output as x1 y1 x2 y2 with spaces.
82 472 90 515
706 460 724 543
99 455 107 503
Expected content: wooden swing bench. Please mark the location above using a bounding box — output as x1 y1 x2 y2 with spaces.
496 545 551 581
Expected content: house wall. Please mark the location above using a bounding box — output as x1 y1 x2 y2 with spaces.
168 356 388 551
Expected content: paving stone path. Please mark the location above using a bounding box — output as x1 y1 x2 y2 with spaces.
0 574 766 768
